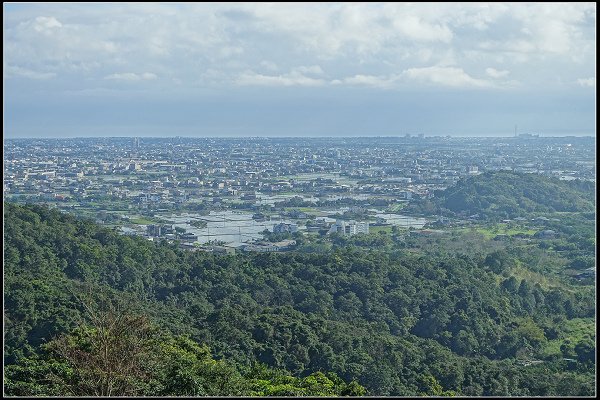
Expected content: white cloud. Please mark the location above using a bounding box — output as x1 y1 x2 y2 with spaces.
514 3 594 55
477 3 595 59
5 64 56 80
3 3 596 91
485 67 510 79
33 16 62 32
235 67 509 90
576 77 595 87
105 72 157 81
294 65 324 75
416 48 434 63
260 60 279 71
141 72 158 80
219 46 244 58
337 74 400 89
236 70 326 87
390 13 453 43
403 66 493 88
235 65 325 88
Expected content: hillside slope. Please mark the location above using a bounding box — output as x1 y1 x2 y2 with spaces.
4 203 595 396
409 171 595 219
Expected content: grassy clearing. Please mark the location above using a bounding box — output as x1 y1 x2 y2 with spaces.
510 264 569 291
370 225 394 234
453 224 537 239
386 203 407 212
297 207 318 213
541 318 596 358
128 216 156 225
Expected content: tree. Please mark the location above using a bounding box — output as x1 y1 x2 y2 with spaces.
5 307 366 397
44 309 159 396
574 339 595 364
4 203 595 397
484 250 515 274
501 276 519 293
418 374 456 396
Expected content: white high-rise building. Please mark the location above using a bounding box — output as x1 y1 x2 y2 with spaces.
328 220 369 236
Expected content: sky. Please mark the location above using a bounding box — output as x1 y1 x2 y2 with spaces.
3 2 596 138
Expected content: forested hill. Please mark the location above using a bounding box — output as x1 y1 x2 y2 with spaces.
408 171 595 219
3 203 365 397
4 203 596 396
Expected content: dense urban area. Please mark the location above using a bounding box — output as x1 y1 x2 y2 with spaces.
4 135 595 252
4 135 596 396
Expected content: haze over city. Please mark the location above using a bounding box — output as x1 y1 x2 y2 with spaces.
4 2 596 138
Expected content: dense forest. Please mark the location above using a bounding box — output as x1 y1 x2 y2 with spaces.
405 171 596 220
4 202 596 396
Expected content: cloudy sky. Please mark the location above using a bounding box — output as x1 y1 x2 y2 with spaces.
3 2 596 138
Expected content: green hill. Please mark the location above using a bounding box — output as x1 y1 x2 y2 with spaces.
3 203 596 396
415 171 595 219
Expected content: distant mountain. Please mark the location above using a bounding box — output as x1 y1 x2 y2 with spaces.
426 172 595 219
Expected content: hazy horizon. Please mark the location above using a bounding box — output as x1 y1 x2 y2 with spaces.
5 133 596 140
4 3 596 138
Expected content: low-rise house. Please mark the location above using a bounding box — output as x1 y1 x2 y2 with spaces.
212 245 237 255
273 222 298 234
179 232 198 242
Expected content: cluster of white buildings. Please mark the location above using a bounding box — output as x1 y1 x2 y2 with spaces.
328 220 370 236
